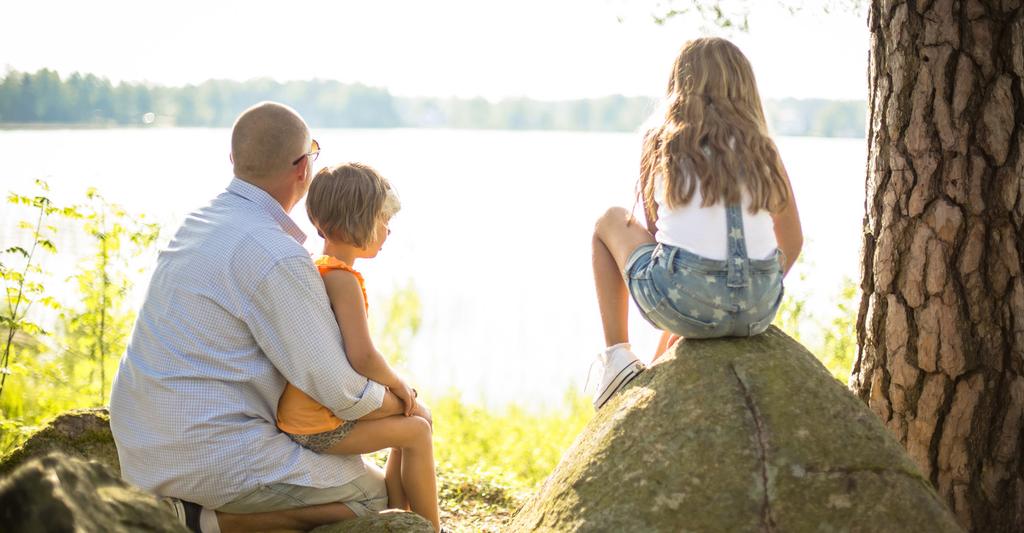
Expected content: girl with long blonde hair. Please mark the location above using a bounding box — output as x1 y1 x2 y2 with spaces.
589 37 803 409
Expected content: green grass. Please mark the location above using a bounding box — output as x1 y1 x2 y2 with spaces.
430 388 592 490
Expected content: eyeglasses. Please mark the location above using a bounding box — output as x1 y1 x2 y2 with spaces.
292 139 320 166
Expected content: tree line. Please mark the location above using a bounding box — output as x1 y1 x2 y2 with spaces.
0 68 865 137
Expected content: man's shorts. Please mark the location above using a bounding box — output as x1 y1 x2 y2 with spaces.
216 463 388 517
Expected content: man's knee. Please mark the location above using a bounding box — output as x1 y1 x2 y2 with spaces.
345 464 388 515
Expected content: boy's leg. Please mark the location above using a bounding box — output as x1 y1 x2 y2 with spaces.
385 448 409 510
593 207 656 346
325 416 439 532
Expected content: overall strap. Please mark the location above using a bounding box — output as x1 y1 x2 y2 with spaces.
725 204 750 288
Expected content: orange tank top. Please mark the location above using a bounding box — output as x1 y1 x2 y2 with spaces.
276 255 368 435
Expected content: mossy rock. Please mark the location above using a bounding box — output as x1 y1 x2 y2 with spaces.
0 408 437 531
508 327 963 532
311 510 434 532
0 407 119 477
0 452 187 532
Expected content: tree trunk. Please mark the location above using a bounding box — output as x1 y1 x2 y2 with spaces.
853 1 1024 531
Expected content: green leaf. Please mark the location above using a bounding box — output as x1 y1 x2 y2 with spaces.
3 246 29 258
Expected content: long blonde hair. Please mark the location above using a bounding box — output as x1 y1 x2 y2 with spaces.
639 37 789 220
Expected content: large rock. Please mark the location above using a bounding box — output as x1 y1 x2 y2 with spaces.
1 409 434 532
0 453 187 532
0 407 119 477
508 327 963 532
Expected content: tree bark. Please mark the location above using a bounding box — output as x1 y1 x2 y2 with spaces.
853 1 1024 531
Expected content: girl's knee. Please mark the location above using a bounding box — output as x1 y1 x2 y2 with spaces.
595 206 630 235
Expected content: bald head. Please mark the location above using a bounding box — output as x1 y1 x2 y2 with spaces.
231 102 310 182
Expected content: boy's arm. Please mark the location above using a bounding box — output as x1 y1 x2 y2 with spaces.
248 256 386 421
323 270 417 415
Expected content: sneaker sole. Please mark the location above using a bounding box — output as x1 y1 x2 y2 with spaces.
594 362 644 410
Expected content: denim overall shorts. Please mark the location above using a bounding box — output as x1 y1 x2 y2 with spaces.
624 204 784 339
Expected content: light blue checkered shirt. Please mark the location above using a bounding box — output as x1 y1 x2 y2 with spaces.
109 178 385 508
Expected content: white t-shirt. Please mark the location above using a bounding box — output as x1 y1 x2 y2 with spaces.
653 174 778 260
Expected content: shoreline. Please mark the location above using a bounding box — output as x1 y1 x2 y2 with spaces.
0 123 868 139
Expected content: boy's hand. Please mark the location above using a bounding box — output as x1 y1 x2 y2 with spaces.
410 401 433 430
390 381 418 417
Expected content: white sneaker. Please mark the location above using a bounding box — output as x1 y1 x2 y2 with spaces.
589 343 645 410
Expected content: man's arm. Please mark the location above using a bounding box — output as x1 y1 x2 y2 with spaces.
248 255 386 421
361 390 405 420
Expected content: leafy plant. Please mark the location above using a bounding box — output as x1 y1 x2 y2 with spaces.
0 184 159 453
1 180 67 401
650 0 866 29
819 278 857 383
57 189 159 404
773 263 859 384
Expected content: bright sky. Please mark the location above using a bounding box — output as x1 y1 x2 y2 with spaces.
1 0 868 101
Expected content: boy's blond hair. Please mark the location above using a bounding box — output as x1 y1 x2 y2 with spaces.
306 163 400 248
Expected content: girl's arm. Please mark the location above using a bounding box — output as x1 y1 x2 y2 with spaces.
323 269 417 415
771 164 804 276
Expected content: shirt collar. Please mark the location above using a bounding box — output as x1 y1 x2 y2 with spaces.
227 177 307 244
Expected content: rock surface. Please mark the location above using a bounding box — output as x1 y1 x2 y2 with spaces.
0 453 187 532
0 407 119 477
507 327 963 532
0 410 434 532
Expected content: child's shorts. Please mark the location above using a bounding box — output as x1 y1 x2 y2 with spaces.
624 242 784 339
286 420 357 453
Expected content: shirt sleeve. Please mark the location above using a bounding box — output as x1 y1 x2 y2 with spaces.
247 254 385 421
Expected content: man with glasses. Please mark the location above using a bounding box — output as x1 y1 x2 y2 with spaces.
110 101 411 532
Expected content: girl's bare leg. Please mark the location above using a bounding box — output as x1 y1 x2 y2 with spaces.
593 207 656 347
385 447 409 510
326 416 440 532
653 331 681 362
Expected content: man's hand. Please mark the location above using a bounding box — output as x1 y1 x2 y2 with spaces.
358 387 429 425
359 389 405 420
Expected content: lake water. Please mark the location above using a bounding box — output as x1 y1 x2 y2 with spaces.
0 128 866 407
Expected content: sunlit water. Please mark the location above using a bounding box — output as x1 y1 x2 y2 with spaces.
1 128 866 407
